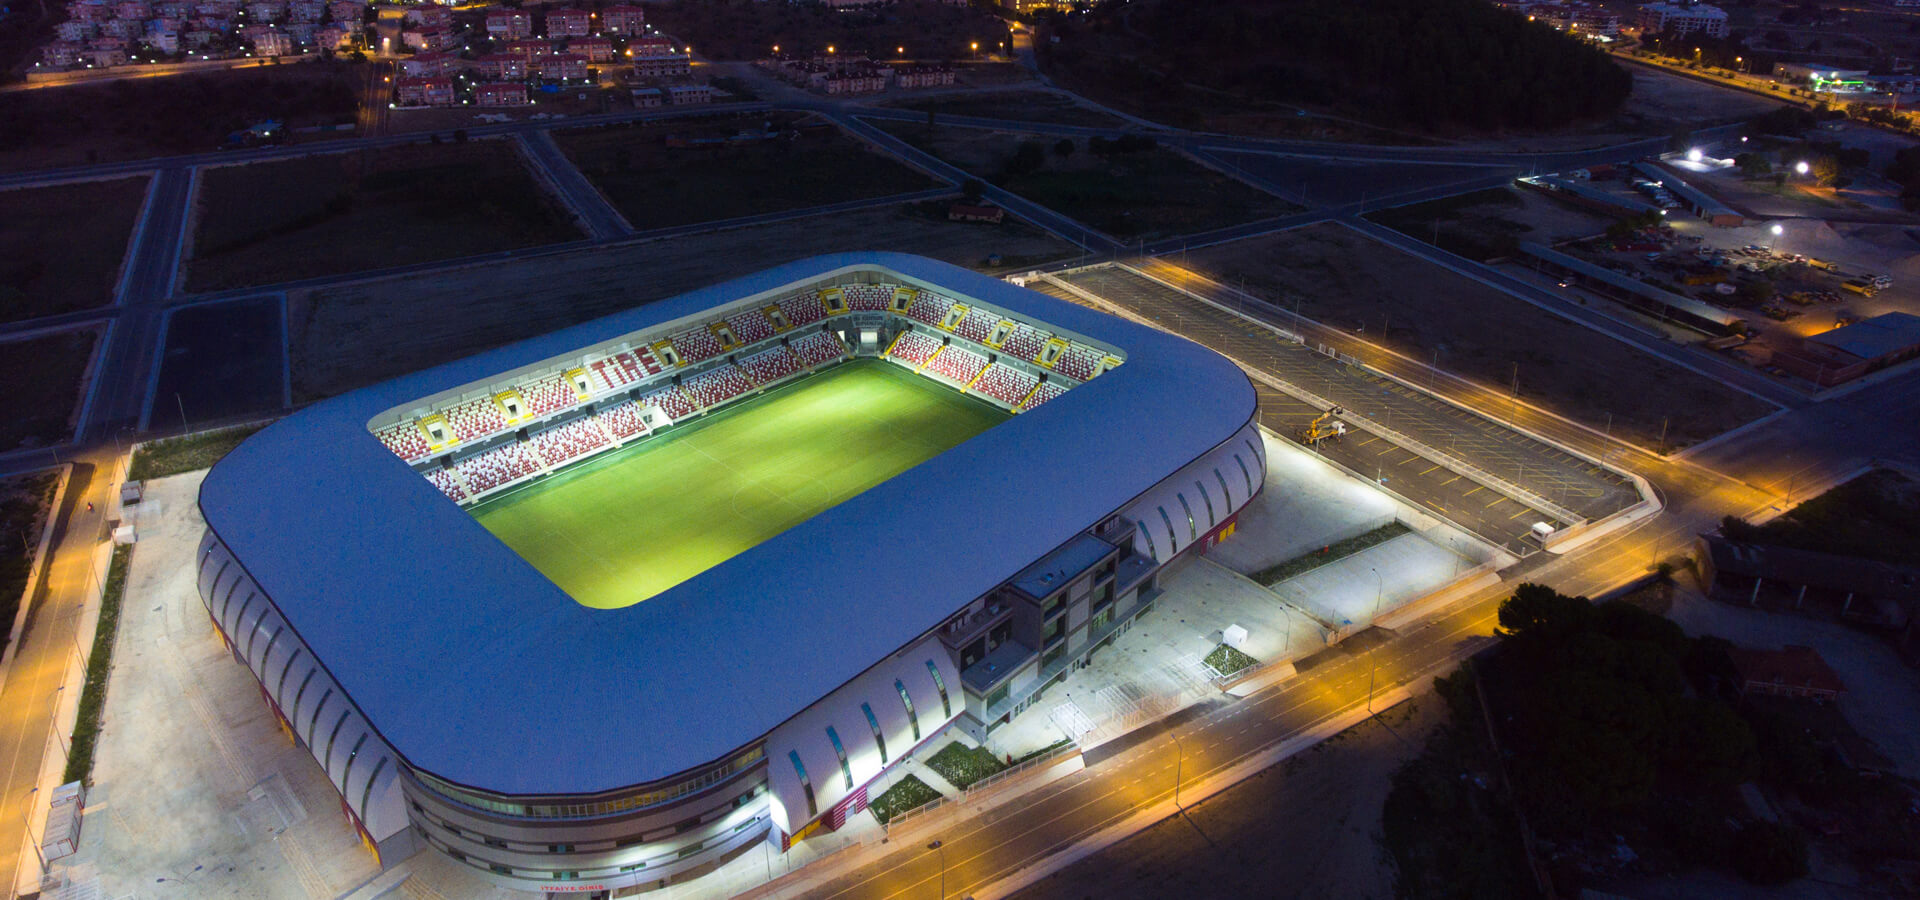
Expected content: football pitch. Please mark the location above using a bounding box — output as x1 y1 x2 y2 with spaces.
472 360 1009 609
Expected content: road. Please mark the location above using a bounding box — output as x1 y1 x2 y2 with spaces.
516 130 633 241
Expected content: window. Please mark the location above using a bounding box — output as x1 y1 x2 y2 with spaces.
895 679 920 741
926 661 952 718
1137 519 1158 559
274 649 304 703
305 688 333 745
1195 480 1216 526
788 751 817 818
339 733 370 792
1044 616 1065 648
1091 606 1114 632
289 669 319 730
861 703 888 764
1215 469 1235 508
548 844 574 853
252 625 284 674
489 864 513 876
986 684 1010 710
1177 493 1197 542
1157 507 1178 551
1244 438 1264 480
826 726 853 790
1234 454 1253 496
553 871 579 881
359 758 390 816
322 709 351 774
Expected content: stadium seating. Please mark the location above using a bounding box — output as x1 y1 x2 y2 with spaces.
970 363 1038 407
779 293 828 326
529 417 611 468
631 346 665 375
886 331 943 367
906 292 953 327
740 346 804 385
1020 380 1067 411
791 330 847 368
376 422 430 461
844 284 892 311
588 355 638 393
458 442 541 495
670 326 724 364
684 366 755 409
1000 323 1052 362
642 385 697 420
520 375 579 418
425 467 467 502
597 401 651 441
445 397 509 442
924 344 987 386
952 307 999 344
1053 342 1107 381
727 311 776 346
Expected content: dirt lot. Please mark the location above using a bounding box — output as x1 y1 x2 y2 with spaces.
0 62 360 171
1371 184 1617 261
1016 696 1437 900
555 114 938 231
0 326 98 450
1188 223 1779 448
287 202 1075 401
1614 63 1791 133
877 121 1297 239
186 138 581 292
879 90 1126 128
0 176 149 323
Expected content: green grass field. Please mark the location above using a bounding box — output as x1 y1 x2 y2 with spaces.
472 361 1008 609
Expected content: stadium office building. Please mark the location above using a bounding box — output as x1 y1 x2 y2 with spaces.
196 254 1261 895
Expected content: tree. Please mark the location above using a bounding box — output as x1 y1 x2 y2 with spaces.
960 177 985 203
1495 583 1592 643
1811 154 1844 187
1732 821 1809 884
1735 151 1771 178
1052 137 1074 161
1006 139 1048 176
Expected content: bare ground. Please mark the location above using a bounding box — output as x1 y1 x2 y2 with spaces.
1186 223 1778 449
287 204 1075 401
1014 696 1440 900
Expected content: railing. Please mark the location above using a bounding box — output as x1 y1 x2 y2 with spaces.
965 741 1079 798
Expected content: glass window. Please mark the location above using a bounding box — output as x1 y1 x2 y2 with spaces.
926 661 951 718
895 679 920 741
1137 519 1158 559
826 726 853 790
1195 480 1216 526
1243 438 1265 480
305 688 333 745
1177 494 1196 541
788 750 817 818
1215 469 1234 508
289 668 318 729
322 709 351 774
986 683 1010 709
861 703 888 764
251 625 284 673
340 732 370 793
275 648 304 702
1234 454 1254 496
358 758 390 815
1157 507 1177 550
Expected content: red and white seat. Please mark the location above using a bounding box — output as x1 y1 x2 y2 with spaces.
528 417 610 468
844 284 891 311
740 346 803 385
727 311 776 346
597 400 651 440
1053 342 1106 381
670 326 724 364
684 365 755 408
376 422 430 462
1000 323 1051 362
641 385 697 420
952 307 998 344
520 374 578 418
780 292 828 326
924 344 986 385
588 354 638 393
425 467 467 502
630 346 665 375
970 363 1038 407
791 330 847 368
906 292 953 327
457 442 541 494
1020 380 1067 411
886 331 943 367
444 397 508 442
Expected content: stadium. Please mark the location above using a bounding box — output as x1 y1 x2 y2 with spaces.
194 253 1262 895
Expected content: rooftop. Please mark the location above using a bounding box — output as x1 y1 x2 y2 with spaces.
198 253 1258 797
1010 532 1117 599
1807 311 1920 363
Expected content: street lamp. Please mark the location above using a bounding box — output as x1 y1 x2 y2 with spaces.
1170 731 1184 808
1768 222 1784 250
1795 160 1810 176
927 840 946 899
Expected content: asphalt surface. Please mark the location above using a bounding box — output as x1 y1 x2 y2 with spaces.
517 129 633 241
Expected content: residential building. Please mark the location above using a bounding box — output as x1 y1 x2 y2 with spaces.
398 50 458 77
601 3 643 34
485 8 530 40
1697 533 1918 625
86 45 128 65
894 64 954 89
250 28 291 55
148 28 179 51
1726 646 1845 700
396 75 454 106
1636 2 1728 38
402 4 447 28
326 0 359 23
503 38 551 61
545 6 589 37
244 0 283 21
56 20 98 41
631 86 662 106
570 35 612 62
477 51 527 80
114 0 149 18
476 81 530 107
631 53 689 78
666 83 710 104
315 25 347 50
627 35 673 56
401 27 456 52
41 40 85 65
538 52 587 81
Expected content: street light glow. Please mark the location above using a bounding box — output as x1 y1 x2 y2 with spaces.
1686 147 1703 162
1795 160 1810 175
1770 224 1784 236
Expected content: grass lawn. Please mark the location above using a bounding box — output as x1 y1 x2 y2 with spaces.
924 740 1007 789
130 422 271 481
1728 468 1920 566
867 774 944 824
0 177 150 324
556 114 938 231
187 140 581 292
0 328 98 451
1249 521 1410 586
0 472 59 660
65 544 130 787
1203 643 1259 678
473 361 1006 608
875 121 1296 239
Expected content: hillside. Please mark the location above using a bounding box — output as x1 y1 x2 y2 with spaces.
1037 0 1633 136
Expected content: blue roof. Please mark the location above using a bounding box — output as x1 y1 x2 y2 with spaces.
198 253 1257 796
1010 532 1116 598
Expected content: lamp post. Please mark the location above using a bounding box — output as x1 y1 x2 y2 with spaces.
927 840 946 899
1768 222 1784 250
1170 731 1184 808
1367 568 1384 712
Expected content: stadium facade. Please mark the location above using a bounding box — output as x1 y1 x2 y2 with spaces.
195 254 1261 895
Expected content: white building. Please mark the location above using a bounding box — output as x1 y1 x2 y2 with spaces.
1637 2 1728 38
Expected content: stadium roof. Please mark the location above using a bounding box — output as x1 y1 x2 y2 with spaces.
199 253 1258 796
